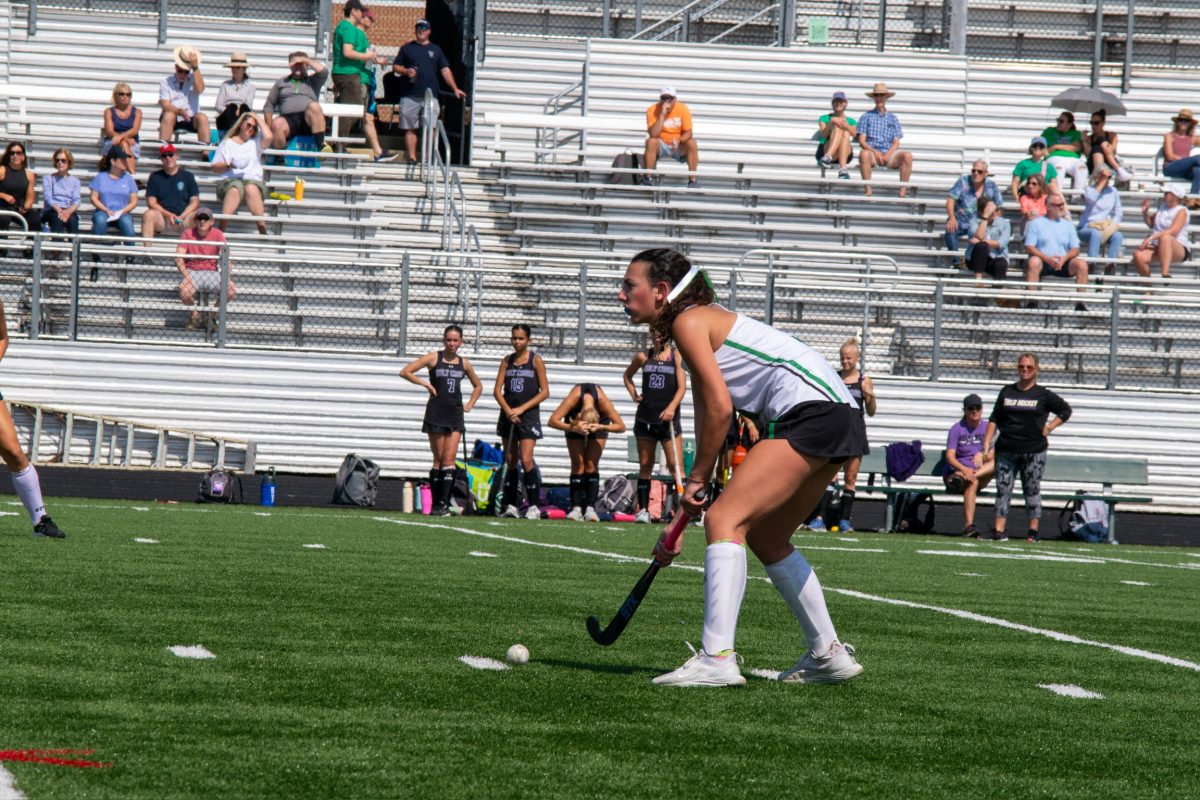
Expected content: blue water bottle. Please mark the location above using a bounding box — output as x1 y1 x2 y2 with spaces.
260 467 276 506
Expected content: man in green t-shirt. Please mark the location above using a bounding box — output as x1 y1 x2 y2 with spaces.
1010 136 1060 199
816 91 857 179
332 0 386 145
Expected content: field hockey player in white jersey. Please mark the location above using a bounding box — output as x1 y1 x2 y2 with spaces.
618 247 865 687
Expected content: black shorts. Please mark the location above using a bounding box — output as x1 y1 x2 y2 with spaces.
565 429 609 441
634 417 682 443
281 111 314 137
422 420 465 434
764 401 868 465
164 113 200 132
497 413 542 442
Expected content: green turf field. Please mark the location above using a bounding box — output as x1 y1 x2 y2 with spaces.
2 498 1199 799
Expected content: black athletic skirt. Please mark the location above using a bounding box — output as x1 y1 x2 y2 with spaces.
764 401 868 465
634 417 682 443
497 411 543 442
422 420 465 434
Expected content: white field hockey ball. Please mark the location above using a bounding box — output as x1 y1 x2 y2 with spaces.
506 644 530 665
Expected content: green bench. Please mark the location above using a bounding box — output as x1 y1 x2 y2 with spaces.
857 450 1151 544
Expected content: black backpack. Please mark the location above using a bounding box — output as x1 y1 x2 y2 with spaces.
332 453 380 507
893 490 936 533
199 467 242 504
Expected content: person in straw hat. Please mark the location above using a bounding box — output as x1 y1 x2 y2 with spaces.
856 82 913 197
159 45 211 146
215 53 257 135
1162 108 1200 194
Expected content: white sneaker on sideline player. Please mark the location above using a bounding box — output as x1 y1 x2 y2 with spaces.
634 509 651 524
583 506 600 522
567 506 584 521
501 504 520 518
524 505 541 520
653 642 746 687
778 642 863 684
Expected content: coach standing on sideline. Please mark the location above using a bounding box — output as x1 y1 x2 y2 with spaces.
981 353 1072 543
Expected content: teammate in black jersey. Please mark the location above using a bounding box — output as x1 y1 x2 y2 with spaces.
549 382 626 521
400 325 483 515
492 324 550 519
623 343 687 523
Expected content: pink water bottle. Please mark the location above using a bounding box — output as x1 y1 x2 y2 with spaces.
419 483 432 514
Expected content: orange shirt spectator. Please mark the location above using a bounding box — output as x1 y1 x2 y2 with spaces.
646 99 692 147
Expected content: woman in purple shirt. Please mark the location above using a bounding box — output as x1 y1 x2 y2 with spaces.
40 147 81 234
943 393 994 538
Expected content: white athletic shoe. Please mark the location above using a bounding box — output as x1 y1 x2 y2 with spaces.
635 509 651 524
652 642 746 687
567 506 584 521
524 505 541 521
501 504 520 518
779 642 863 684
583 506 600 522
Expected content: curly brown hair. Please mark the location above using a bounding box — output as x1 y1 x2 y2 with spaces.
634 248 715 347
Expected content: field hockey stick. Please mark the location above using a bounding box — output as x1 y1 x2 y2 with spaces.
493 423 518 516
586 488 706 647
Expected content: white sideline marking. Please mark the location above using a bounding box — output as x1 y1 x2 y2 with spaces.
1038 683 1104 700
0 764 27 800
469 551 498 558
132 506 149 512
1120 580 1152 586
254 512 272 517
133 537 159 544
804 546 887 553
486 522 505 527
377 517 1200 674
0 511 20 517
957 572 988 577
747 668 781 681
836 537 859 542
169 644 216 660
605 527 623 532
302 544 327 549
956 542 978 548
459 655 509 671
5 501 20 506
920 550 1106 564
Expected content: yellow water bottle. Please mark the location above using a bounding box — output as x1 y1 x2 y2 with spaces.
294 177 305 202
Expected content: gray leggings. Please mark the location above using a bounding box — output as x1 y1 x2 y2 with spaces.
994 451 1047 519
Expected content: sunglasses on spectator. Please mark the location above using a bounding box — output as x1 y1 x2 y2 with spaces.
1049 201 1066 207
970 168 987 174
11 151 25 156
1018 365 1037 370
161 153 177 159
966 404 982 411
196 214 213 221
53 158 68 164
1031 144 1046 149
116 92 132 97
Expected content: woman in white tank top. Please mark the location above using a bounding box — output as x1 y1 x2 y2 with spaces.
617 247 865 688
1133 183 1191 280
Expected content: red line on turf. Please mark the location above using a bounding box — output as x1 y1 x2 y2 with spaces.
0 749 112 769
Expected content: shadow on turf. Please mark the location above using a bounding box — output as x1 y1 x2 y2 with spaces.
537 658 660 676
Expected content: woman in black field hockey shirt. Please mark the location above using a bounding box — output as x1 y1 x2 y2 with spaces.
492 324 550 519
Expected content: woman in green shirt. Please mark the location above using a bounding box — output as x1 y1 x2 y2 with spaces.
1042 111 1085 191
1010 136 1060 199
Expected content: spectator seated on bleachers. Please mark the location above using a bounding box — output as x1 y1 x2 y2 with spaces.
394 18 468 165
141 143 200 245
944 159 1002 252
1162 108 1200 194
642 85 699 188
0 141 37 235
212 112 268 235
943 392 995 539
1019 173 1051 223
39 147 81 234
816 91 856 180
1024 193 1090 311
966 197 1010 283
1041 111 1086 192
263 52 330 156
101 82 143 177
159 45 211 147
1076 165 1124 262
1132 183 1190 281
1083 109 1131 183
1011 136 1061 199
175 207 235 330
215 53 257 135
856 82 913 198
89 149 138 246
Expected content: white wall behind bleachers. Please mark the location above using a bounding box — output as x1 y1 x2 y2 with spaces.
2 339 1196 516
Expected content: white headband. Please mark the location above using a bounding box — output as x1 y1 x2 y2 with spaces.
665 265 701 303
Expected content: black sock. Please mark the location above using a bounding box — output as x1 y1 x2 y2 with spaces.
584 472 600 509
840 490 856 523
637 478 651 512
523 466 540 507
505 467 521 506
314 131 325 149
429 468 442 507
809 486 833 522
569 474 584 509
441 467 456 507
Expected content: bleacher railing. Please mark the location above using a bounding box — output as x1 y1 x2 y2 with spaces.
420 89 485 261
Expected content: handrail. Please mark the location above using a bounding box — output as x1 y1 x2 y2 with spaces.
419 88 478 263
630 0 760 43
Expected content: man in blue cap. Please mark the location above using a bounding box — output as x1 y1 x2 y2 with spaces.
393 18 467 166
1010 136 1060 199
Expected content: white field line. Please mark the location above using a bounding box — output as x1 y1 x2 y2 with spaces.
0 765 26 800
168 644 216 660
747 668 781 681
957 572 988 577
460 655 509 671
469 551 498 558
969 547 1200 572
132 537 159 544
302 544 327 549
377 517 1200 674
919 550 1107 564
0 511 20 517
1121 580 1152 586
1038 683 1104 699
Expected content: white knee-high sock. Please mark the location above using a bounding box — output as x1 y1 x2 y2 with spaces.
11 464 47 523
701 541 748 655
764 549 837 657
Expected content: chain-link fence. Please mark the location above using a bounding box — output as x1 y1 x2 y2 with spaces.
3 234 1198 390
20 0 319 25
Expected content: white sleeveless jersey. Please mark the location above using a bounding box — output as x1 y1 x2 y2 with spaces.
715 313 857 420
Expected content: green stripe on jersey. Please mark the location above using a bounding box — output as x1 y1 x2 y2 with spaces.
723 338 843 403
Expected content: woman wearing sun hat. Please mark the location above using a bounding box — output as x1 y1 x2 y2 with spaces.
215 53 257 134
1132 183 1191 281
1162 108 1200 193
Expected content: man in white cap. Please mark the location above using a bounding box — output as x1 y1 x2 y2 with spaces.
159 46 211 146
643 86 699 188
856 82 913 197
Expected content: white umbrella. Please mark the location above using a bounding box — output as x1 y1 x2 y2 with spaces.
1050 87 1127 116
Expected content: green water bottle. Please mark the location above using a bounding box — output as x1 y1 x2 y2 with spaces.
682 438 696 476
